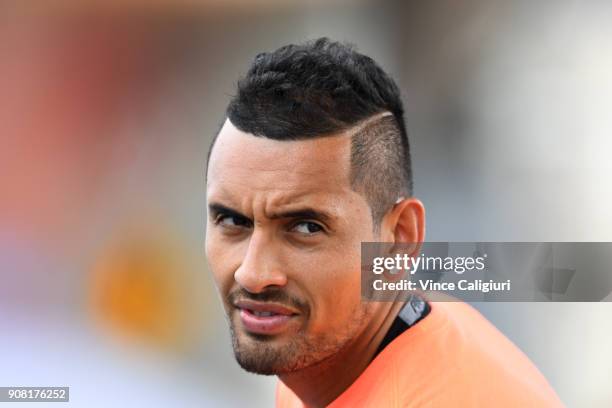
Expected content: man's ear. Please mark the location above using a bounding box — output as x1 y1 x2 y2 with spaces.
381 198 425 255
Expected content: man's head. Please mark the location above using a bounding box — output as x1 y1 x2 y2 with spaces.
205 38 424 375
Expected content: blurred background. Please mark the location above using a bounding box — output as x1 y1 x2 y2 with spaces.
1 1 611 406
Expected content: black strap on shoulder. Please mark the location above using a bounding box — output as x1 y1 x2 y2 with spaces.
373 294 431 358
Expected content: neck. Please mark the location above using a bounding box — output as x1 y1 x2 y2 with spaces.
278 300 405 408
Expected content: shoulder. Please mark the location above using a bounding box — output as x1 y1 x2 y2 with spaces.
397 301 563 407
330 301 564 407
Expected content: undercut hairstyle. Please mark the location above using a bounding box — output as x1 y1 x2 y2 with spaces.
211 37 413 229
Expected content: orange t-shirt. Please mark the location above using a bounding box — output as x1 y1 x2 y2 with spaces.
276 301 563 407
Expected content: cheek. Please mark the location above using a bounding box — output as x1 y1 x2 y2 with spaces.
205 232 239 295
299 245 364 331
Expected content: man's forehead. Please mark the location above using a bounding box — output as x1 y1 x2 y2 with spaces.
207 119 353 191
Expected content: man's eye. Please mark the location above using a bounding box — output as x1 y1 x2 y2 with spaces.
216 215 251 228
292 221 323 235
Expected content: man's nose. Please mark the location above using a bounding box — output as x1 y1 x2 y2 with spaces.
234 230 288 293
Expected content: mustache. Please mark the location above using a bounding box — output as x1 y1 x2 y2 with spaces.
228 287 308 313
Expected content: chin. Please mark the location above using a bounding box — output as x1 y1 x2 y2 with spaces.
233 337 292 375
229 328 309 375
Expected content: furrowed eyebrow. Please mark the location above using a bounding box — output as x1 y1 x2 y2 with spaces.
208 203 333 223
268 208 333 223
208 203 250 221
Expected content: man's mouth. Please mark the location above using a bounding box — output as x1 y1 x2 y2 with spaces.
234 300 300 335
249 310 276 317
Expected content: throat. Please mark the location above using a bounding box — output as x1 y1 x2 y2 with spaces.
277 300 410 407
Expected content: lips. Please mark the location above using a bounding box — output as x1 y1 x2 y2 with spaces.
234 299 299 335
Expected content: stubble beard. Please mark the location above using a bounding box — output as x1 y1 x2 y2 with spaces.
228 303 373 375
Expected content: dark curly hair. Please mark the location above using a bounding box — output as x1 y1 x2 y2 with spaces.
211 37 412 229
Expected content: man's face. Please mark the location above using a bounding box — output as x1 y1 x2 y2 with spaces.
205 119 379 375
